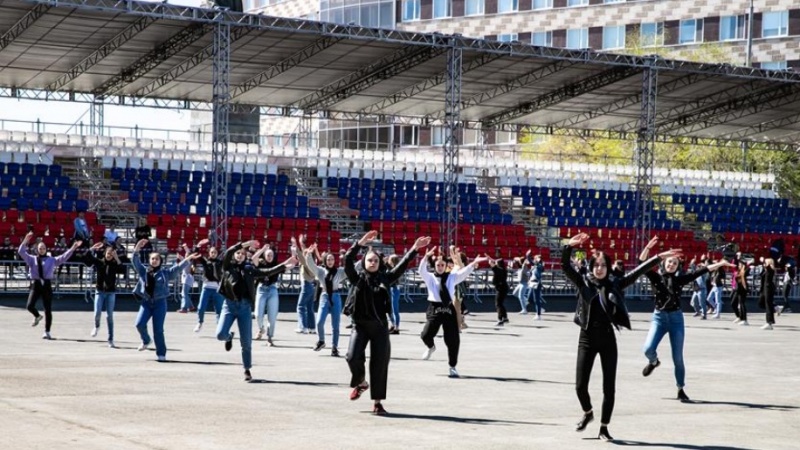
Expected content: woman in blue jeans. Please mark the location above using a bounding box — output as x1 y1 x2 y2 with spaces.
253 246 284 345
292 235 347 357
192 239 225 333
638 236 732 402
218 240 295 381
131 239 199 362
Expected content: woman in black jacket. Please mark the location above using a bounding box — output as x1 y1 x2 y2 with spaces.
732 260 750 326
562 233 678 441
343 230 430 415
760 258 777 330
192 239 224 333
217 240 295 381
487 256 510 326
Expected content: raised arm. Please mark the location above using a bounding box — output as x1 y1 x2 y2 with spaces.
253 256 295 280
222 241 256 270
561 233 589 288
53 240 81 266
418 247 437 287
17 232 35 265
386 236 429 285
451 256 489 285
344 242 362 284
622 248 681 289
131 240 148 278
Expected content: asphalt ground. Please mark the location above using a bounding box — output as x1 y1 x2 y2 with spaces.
1 305 798 450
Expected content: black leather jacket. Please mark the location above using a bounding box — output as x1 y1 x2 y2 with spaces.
561 245 659 331
218 243 287 303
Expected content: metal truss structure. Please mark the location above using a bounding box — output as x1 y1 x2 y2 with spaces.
3 0 800 250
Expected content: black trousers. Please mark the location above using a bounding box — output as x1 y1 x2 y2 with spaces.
576 324 617 425
783 283 792 307
495 285 509 321
346 320 391 401
27 281 53 332
764 289 776 325
732 287 747 321
420 303 460 367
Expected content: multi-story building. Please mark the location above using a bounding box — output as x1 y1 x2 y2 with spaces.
238 0 800 151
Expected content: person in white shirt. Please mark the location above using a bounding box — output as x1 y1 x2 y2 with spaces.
418 249 488 378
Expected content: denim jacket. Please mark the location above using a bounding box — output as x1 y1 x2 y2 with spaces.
132 253 190 302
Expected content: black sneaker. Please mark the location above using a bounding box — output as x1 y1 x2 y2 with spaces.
598 426 614 441
313 341 326 351
372 403 387 416
244 369 252 382
575 411 594 432
225 332 235 352
642 359 660 377
677 388 690 402
331 347 340 357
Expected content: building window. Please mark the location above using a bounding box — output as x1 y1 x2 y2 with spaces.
602 25 625 49
498 0 518 13
566 28 589 49
432 127 446 146
567 0 588 6
679 19 703 44
532 31 553 47
402 0 421 22
761 61 788 70
640 22 664 46
533 0 552 9
498 33 518 42
400 126 419 146
433 0 450 19
496 131 517 144
462 129 480 146
762 11 788 38
720 15 745 41
465 0 484 16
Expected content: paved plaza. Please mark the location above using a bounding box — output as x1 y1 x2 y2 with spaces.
1 305 798 450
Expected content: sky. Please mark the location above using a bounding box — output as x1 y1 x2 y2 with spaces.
0 0 208 137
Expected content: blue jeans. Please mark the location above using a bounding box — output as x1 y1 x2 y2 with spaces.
516 286 529 311
690 289 708 317
135 298 168 358
256 284 279 337
197 286 224 324
216 299 253 369
642 310 686 388
317 292 341 348
181 282 194 310
94 291 116 342
707 286 723 315
297 281 316 330
390 286 401 328
527 284 545 314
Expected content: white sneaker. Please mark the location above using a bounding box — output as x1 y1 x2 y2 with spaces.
448 367 460 378
31 315 43 327
422 346 436 360
108 341 116 348
534 315 543 321
541 308 546 314
157 355 166 362
193 323 203 333
255 327 265 340
294 328 305 334
733 318 741 324
307 328 316 334
739 321 749 326
518 311 528 315
761 323 773 330
91 327 98 337
138 342 150 351
42 332 52 340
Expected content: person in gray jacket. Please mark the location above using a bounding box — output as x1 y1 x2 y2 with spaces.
132 239 199 362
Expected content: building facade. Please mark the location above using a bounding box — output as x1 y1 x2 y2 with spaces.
243 0 800 150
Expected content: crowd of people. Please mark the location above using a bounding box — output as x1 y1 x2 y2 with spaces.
7 228 797 438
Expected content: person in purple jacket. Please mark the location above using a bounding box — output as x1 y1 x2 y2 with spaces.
18 231 82 339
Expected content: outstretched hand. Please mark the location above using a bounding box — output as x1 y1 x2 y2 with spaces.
358 230 379 247
472 256 489 266
646 236 659 250
23 232 34 244
134 239 149 251
567 233 590 247
658 249 683 260
412 236 431 250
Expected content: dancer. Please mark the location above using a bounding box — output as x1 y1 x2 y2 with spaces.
759 258 777 330
486 256 510 326
780 261 795 313
344 231 429 415
419 247 488 378
527 251 546 320
294 235 317 334
254 246 283 346
732 260 750 326
292 235 346 357
512 257 530 314
192 239 225 332
132 239 198 361
217 240 295 381
177 244 197 313
385 254 402 334
562 232 678 441
688 256 709 319
18 232 81 339
85 242 123 347
638 237 732 402
449 247 470 330
706 259 726 318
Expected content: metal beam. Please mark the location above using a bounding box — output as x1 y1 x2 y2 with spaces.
668 84 800 135
46 16 158 92
442 42 461 251
291 42 449 111
211 21 230 248
719 112 800 141
230 36 342 101
94 23 210 97
134 26 250 98
0 3 51 51
481 66 641 127
549 73 703 128
657 84 800 134
633 64 657 262
358 53 504 115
